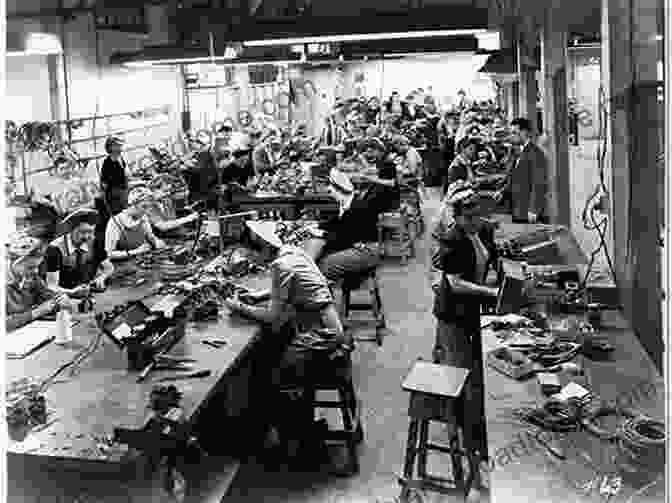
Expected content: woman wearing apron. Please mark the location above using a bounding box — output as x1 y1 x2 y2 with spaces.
430 181 500 503
104 188 166 273
224 221 351 468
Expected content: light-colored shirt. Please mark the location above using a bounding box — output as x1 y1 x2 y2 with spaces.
105 213 154 254
271 245 334 311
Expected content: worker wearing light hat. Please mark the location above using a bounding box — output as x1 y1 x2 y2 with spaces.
100 135 129 214
252 134 285 176
224 220 348 465
45 208 114 297
6 233 74 331
104 187 165 261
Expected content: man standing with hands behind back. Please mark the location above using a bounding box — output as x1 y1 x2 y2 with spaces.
508 118 548 224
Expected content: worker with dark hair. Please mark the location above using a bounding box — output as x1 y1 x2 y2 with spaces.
100 136 129 215
508 117 549 223
45 209 113 297
444 136 478 194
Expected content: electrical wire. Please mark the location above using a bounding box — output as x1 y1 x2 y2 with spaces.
579 85 618 290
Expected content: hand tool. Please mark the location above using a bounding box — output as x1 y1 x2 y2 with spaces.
525 427 567 460
159 370 212 382
202 339 227 348
137 355 197 383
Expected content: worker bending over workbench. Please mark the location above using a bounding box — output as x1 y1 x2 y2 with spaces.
224 221 351 468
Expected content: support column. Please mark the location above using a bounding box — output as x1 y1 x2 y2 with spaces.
517 17 539 133
604 0 663 370
541 6 570 225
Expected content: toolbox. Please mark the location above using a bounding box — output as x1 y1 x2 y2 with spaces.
98 300 187 370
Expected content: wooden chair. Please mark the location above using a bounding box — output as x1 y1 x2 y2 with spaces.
398 360 471 502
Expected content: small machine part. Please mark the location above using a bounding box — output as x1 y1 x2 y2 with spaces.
159 370 212 382
537 373 562 396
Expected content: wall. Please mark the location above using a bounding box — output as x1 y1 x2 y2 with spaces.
566 46 614 278
6 10 182 197
340 53 494 105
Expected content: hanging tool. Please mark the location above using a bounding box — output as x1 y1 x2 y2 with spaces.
159 370 212 382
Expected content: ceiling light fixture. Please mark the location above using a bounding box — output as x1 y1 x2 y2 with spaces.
7 32 63 57
243 29 487 47
124 58 301 68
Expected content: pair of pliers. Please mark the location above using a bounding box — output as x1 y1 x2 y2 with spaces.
202 339 227 349
137 356 197 382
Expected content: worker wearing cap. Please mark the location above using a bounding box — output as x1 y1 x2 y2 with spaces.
45 209 114 297
224 221 349 464
430 180 500 502
104 188 166 261
305 169 391 281
6 234 74 331
100 136 129 214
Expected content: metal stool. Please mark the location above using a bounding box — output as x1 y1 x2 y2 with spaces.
279 354 363 476
378 212 415 264
338 267 387 346
399 360 471 502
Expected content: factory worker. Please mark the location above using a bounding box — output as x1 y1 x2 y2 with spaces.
6 234 74 331
45 209 113 296
224 221 349 467
100 136 129 215
104 188 166 261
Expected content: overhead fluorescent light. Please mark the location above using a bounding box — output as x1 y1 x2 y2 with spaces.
476 31 500 51
243 29 487 47
124 57 301 68
7 32 62 57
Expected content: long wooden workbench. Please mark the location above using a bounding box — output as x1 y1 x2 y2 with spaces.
7 263 273 502
484 221 665 503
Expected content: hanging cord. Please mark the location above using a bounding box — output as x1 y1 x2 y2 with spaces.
579 85 618 290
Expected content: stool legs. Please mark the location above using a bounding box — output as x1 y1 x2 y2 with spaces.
417 420 430 479
402 419 421 482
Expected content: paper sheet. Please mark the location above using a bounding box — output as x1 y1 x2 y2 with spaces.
6 321 62 358
112 323 132 341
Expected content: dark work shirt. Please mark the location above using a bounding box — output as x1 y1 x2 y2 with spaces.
431 222 498 323
319 183 398 255
187 151 221 201
100 157 128 190
221 157 255 186
45 236 108 289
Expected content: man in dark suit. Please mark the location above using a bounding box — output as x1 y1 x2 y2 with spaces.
507 117 548 223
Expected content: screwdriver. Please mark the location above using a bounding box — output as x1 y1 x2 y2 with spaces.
159 370 212 382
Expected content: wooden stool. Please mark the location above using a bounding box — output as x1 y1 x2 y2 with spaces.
339 267 387 346
399 361 471 502
378 212 415 264
279 355 363 476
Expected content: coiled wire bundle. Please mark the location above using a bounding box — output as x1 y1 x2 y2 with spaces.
617 416 665 471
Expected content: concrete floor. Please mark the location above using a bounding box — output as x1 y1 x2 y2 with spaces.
226 188 489 503
7 188 486 503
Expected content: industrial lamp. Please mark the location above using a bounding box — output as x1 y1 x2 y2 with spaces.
7 32 63 57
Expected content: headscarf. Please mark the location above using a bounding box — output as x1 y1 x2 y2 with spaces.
128 187 156 207
6 232 45 266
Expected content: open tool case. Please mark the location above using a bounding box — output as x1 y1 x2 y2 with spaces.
99 299 187 369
